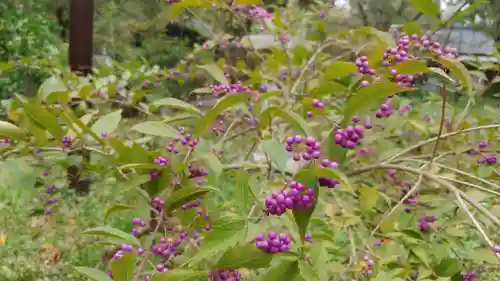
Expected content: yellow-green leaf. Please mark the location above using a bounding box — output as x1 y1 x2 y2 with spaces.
151 97 202 116
323 62 357 78
436 56 472 89
259 107 313 136
359 186 379 213
392 60 429 75
131 121 180 138
0 120 27 139
81 226 141 247
73 266 112 281
198 64 229 84
91 110 122 135
410 0 440 17
163 186 216 212
150 270 208 281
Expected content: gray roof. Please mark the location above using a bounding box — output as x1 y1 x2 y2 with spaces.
433 27 496 55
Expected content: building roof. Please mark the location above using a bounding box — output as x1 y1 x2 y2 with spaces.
432 27 496 56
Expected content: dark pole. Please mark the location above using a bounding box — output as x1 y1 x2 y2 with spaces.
69 0 94 75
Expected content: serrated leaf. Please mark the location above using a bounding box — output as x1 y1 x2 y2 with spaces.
195 93 251 136
81 226 141 247
344 82 413 119
298 260 320 281
91 110 122 135
104 204 134 224
216 243 273 269
110 252 136 281
198 64 229 84
131 121 180 138
73 266 113 281
150 270 208 281
260 261 299 281
410 0 440 17
151 97 202 116
359 186 379 213
323 62 357 78
259 107 313 136
261 139 290 171
163 186 216 212
0 120 27 139
433 258 461 277
292 168 318 239
392 60 429 75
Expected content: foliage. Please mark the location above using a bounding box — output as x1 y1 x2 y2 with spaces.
0 1 500 281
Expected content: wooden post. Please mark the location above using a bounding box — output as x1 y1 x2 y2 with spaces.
69 0 94 75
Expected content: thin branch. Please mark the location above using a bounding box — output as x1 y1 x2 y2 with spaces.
428 84 447 167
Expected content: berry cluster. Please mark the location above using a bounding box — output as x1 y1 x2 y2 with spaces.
307 99 325 117
391 71 422 88
478 154 497 165
150 232 188 265
375 101 394 118
355 55 375 76
461 270 479 281
149 169 161 180
40 184 58 215
478 140 488 149
154 156 169 166
167 129 199 153
265 181 315 216
131 217 146 236
209 269 241 281
208 83 255 96
62 135 72 148
362 255 374 276
188 165 208 185
418 215 437 232
195 208 212 231
284 135 321 161
399 104 412 113
401 181 419 213
255 232 291 253
334 125 365 149
233 5 272 20
492 245 500 253
182 200 201 210
151 197 164 212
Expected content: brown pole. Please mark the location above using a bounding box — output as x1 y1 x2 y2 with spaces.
69 0 94 75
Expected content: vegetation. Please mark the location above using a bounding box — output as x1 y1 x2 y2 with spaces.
0 0 499 281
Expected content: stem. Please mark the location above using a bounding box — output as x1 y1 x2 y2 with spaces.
428 84 446 167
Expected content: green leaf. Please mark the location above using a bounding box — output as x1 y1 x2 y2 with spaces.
260 107 313 136
292 168 319 239
216 243 273 269
298 260 320 281
73 266 113 281
131 121 180 138
110 252 136 281
410 0 440 17
61 109 104 145
104 204 134 224
323 62 357 78
401 22 422 35
81 226 141 247
436 56 472 90
163 186 215 212
91 110 122 135
344 82 413 118
433 258 461 277
359 186 380 213
261 139 290 171
392 60 429 75
0 120 27 139
260 261 299 281
195 93 251 136
233 169 251 214
24 103 65 140
308 242 329 281
150 270 208 281
202 153 224 185
187 218 247 265
67 113 94 139
411 246 431 268
429 67 455 83
468 248 498 264
38 76 67 100
198 64 229 84
371 271 393 281
151 97 202 116
477 165 494 178
315 167 353 192
235 0 262 4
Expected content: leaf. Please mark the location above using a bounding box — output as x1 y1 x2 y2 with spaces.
411 246 431 268
163 186 215 212
91 110 122 135
0 120 27 139
81 226 141 247
308 242 329 281
344 82 413 118
392 60 429 75
187 218 247 265
198 64 229 84
131 121 180 138
216 243 273 269
110 252 136 281
203 153 224 185
468 248 497 264
23 103 65 140
359 186 380 213
104 204 134 224
292 168 319 239
436 56 472 89
323 62 357 78
39 76 67 100
67 113 94 138
410 0 440 17
298 260 320 281
260 260 299 281
315 168 353 193
235 0 262 4
150 270 208 281
372 271 393 281
433 258 461 277
151 97 202 116
233 169 251 214
261 139 290 171
259 107 313 136
73 266 113 281
477 166 494 178
195 93 251 136
429 67 455 83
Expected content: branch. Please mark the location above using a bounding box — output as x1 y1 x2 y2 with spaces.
356 1 370 27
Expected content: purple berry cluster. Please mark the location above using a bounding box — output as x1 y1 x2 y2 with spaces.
478 154 497 165
307 98 325 117
284 135 321 161
255 232 291 253
418 215 437 232
318 159 340 188
390 70 422 88
233 5 272 20
62 135 71 148
265 181 315 216
167 128 199 153
208 269 241 281
492 245 500 253
195 208 211 231
149 169 161 180
355 55 375 76
40 184 58 215
151 197 164 212
375 101 394 118
150 232 188 268
399 104 412 113
478 140 488 149
208 83 255 97
334 125 365 149
165 0 181 4
362 255 374 276
154 156 169 166
188 164 208 185
401 181 419 213
182 200 201 210
461 270 479 281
